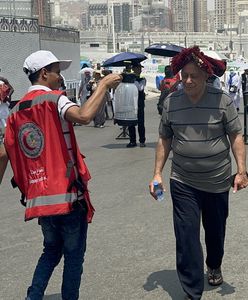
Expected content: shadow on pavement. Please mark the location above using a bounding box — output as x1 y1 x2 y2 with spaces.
43 294 61 300
102 142 157 149
144 269 236 299
143 269 185 299
203 274 236 296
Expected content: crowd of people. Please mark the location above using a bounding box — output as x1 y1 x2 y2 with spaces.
0 46 247 300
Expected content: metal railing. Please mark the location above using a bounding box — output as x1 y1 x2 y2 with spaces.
0 16 39 32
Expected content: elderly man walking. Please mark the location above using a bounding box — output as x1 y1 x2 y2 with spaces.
149 46 248 300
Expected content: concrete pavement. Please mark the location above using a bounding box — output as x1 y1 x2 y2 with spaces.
0 92 247 300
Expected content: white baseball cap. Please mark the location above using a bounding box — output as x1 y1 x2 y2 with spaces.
23 50 72 75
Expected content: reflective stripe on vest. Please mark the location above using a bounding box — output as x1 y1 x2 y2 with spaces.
7 90 94 222
26 192 78 209
10 93 59 115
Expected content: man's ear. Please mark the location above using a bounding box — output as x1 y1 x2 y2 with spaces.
40 68 48 80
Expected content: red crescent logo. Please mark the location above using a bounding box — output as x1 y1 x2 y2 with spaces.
18 122 44 158
22 130 36 151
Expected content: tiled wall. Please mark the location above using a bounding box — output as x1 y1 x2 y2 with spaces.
0 31 80 101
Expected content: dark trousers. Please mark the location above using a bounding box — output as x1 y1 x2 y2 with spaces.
27 209 88 300
170 179 229 299
128 105 145 144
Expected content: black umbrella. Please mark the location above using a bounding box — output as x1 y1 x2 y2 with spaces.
102 52 147 67
145 43 184 57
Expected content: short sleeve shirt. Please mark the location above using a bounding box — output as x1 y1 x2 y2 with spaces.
159 85 242 192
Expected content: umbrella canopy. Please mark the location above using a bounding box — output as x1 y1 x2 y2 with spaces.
102 52 147 67
145 43 184 57
203 50 228 61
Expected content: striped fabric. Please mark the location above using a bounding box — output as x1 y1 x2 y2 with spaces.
159 85 242 193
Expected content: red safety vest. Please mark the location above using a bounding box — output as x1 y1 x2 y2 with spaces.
159 77 178 92
5 89 94 222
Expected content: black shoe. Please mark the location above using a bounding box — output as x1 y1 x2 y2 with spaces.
126 142 137 148
140 143 146 147
207 266 223 286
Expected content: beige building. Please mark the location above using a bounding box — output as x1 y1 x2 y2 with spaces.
171 0 194 32
215 0 248 30
170 0 207 32
194 0 207 32
237 0 248 10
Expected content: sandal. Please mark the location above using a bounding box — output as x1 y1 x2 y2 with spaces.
207 267 223 286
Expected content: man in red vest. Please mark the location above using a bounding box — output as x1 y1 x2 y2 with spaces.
159 65 180 92
0 50 122 300
157 65 181 115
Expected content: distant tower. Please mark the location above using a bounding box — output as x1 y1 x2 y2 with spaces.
171 0 207 32
214 0 239 31
31 0 52 26
194 0 207 32
171 0 194 32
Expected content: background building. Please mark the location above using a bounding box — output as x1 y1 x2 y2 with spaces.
170 0 194 32
194 0 207 32
214 0 248 31
170 0 207 32
0 15 80 100
142 0 170 32
2 0 248 59
32 0 52 26
0 0 32 18
0 0 52 25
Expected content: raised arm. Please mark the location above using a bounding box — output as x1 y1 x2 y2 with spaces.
66 74 122 124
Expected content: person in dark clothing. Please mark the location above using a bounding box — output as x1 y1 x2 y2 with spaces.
126 62 146 148
241 68 248 93
157 65 181 115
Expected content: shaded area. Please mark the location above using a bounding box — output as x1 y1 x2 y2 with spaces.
102 142 157 149
143 269 184 299
144 269 236 299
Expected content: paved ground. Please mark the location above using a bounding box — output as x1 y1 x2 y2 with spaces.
0 92 247 300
